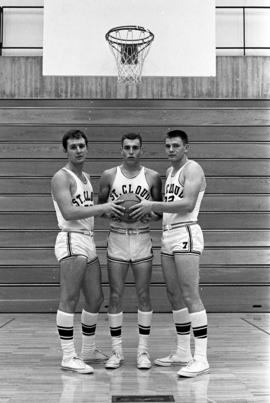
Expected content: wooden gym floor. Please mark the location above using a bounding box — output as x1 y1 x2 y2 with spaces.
0 313 269 403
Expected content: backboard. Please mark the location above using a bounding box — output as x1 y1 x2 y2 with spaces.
43 0 216 77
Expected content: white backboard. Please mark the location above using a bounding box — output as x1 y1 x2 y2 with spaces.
43 0 216 77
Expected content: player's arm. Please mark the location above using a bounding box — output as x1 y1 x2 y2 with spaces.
51 170 123 220
97 170 112 204
158 164 203 213
130 163 204 219
147 170 163 221
97 168 122 218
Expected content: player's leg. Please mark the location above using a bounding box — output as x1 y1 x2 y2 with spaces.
57 255 93 374
154 253 192 367
58 256 87 313
105 259 129 369
80 256 108 363
132 258 152 311
174 253 204 312
174 253 209 377
132 258 153 369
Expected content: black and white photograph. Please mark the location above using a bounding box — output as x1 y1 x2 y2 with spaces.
0 0 269 402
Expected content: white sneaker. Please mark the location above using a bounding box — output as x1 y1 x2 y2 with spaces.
61 356 94 374
81 348 109 363
137 351 152 370
154 351 192 367
177 359 209 378
105 350 124 369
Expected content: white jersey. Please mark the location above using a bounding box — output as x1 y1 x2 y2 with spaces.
163 161 205 226
52 167 94 232
109 166 151 229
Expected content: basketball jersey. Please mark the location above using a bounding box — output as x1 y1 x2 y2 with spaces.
52 167 94 232
163 160 205 226
109 166 151 229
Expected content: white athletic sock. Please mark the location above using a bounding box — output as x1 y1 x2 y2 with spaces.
56 310 76 360
173 308 191 355
190 310 208 361
81 310 98 355
137 310 153 352
108 312 123 352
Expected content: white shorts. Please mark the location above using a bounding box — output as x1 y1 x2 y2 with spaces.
161 223 204 256
55 231 98 263
107 229 153 264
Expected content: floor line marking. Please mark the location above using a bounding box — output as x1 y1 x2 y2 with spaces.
241 317 270 335
0 318 15 329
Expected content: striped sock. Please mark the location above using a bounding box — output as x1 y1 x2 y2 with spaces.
138 310 153 352
173 308 191 355
56 310 76 360
81 310 98 355
108 312 123 352
190 310 208 361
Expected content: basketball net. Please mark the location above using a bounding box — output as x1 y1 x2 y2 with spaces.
105 26 154 85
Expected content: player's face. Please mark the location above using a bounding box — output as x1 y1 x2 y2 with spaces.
121 138 142 162
66 137 88 164
165 136 189 162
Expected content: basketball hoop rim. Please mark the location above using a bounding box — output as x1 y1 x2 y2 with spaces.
105 25 154 46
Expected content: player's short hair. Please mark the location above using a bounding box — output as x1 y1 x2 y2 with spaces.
62 129 88 151
121 133 142 147
166 130 189 145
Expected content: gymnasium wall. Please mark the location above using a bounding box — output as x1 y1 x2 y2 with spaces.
0 56 269 98
0 56 269 313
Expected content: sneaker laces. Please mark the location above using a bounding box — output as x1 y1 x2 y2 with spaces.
73 356 84 363
168 350 178 359
185 359 195 368
138 350 149 358
110 350 122 359
67 355 79 361
66 356 85 367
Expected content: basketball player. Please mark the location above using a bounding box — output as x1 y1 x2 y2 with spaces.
51 129 124 374
98 133 162 370
130 130 209 377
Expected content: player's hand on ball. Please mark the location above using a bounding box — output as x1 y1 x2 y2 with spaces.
104 199 125 218
129 200 153 221
116 193 141 223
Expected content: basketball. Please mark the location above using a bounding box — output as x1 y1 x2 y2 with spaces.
117 193 141 223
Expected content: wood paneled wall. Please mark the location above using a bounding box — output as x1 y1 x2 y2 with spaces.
0 99 269 313
0 56 269 98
